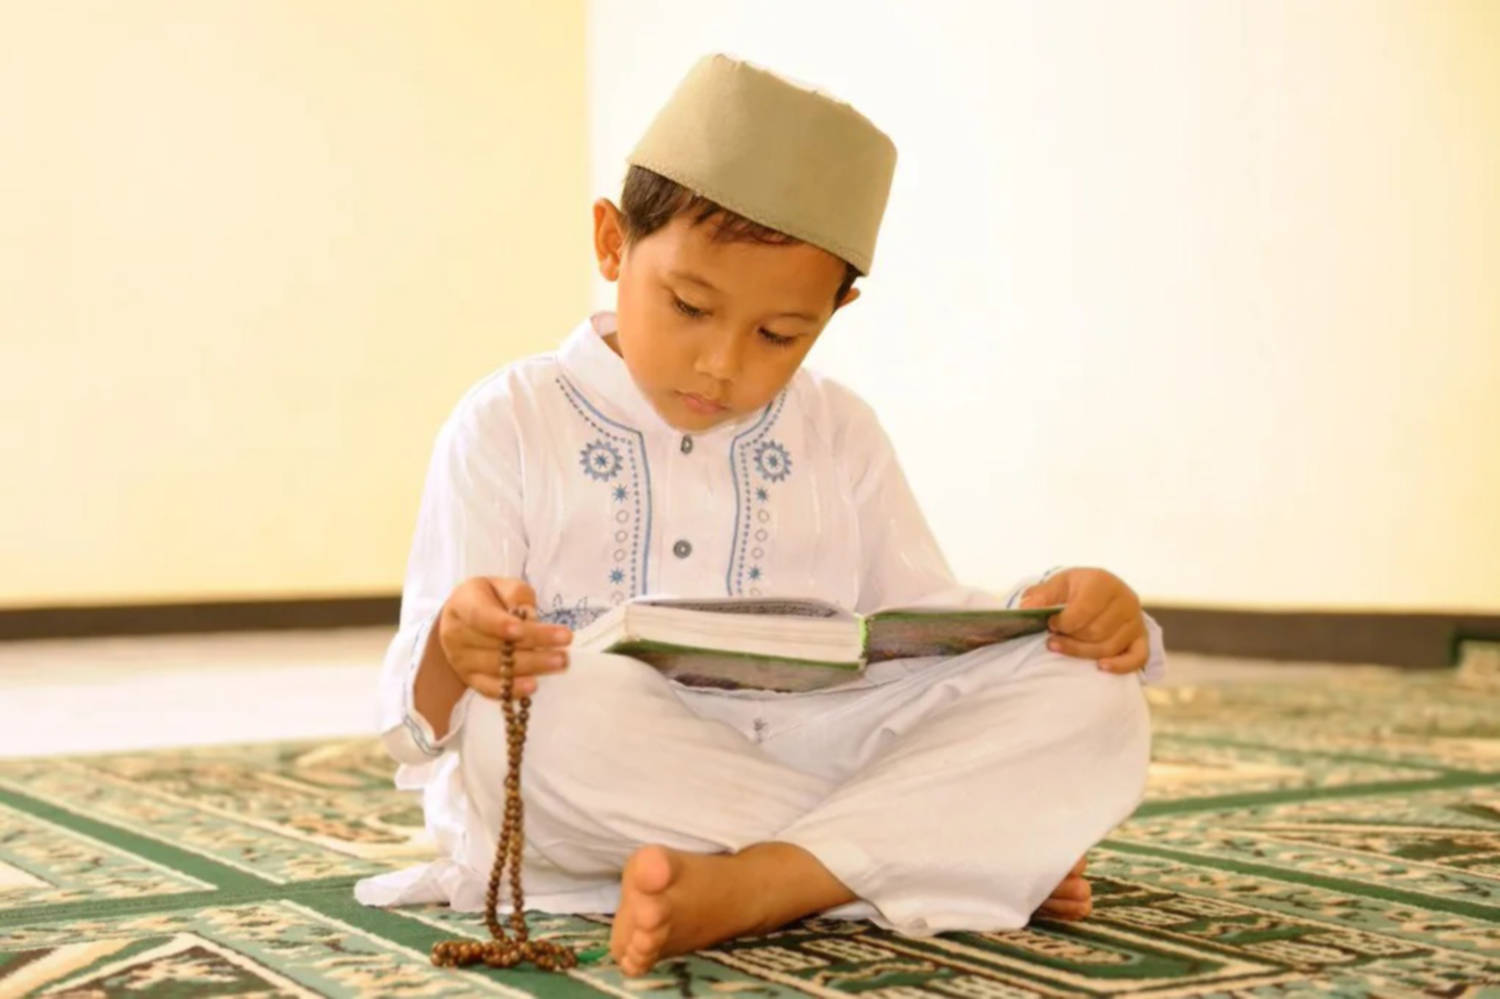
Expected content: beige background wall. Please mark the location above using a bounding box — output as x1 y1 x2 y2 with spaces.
2 1 589 606
5 1 1496 614
591 0 1500 612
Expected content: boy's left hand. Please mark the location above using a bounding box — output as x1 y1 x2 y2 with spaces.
1018 568 1148 674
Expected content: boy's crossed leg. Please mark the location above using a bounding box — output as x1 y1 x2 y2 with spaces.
772 639 1149 935
458 644 1147 975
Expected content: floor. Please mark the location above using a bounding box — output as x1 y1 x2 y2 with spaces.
3 635 1496 995
0 627 389 757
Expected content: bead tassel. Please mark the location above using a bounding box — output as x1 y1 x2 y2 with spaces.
430 606 579 972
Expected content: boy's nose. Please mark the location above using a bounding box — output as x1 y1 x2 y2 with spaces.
695 331 744 382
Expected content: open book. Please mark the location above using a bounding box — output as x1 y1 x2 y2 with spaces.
570 595 1061 692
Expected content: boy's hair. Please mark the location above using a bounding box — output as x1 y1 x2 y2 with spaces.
620 166 860 307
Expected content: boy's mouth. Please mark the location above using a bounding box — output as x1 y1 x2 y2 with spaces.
678 391 728 415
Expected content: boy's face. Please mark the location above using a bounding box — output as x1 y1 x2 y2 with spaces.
592 200 859 432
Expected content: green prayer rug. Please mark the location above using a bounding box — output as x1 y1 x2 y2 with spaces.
3 666 1498 997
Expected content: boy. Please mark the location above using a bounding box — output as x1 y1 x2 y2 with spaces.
359 54 1163 977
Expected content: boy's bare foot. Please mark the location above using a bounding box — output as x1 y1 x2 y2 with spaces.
607 846 1092 975
608 842 855 977
1034 856 1092 921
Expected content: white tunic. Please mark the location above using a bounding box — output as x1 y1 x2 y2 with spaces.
362 311 1164 918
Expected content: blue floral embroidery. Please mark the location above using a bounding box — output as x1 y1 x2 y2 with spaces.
539 593 606 631
726 393 788 595
557 376 653 600
754 441 792 483
580 440 623 481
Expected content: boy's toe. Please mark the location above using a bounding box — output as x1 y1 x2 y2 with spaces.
626 923 668 962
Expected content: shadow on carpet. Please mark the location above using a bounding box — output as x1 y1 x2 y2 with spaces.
2 666 1498 997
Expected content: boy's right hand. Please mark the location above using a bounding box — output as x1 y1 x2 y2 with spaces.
437 577 572 699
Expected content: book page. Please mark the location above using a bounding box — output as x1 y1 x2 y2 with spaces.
633 595 853 619
871 604 1064 618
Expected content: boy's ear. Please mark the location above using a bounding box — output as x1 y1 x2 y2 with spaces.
593 198 626 282
834 286 862 311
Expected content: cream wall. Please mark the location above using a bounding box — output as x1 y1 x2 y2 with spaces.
588 0 1500 612
6 2 1495 614
2 1 589 606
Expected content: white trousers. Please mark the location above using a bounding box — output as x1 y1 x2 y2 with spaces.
442 632 1150 936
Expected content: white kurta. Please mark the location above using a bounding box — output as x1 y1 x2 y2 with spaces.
358 312 1164 932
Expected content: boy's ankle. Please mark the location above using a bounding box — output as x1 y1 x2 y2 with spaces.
732 842 855 933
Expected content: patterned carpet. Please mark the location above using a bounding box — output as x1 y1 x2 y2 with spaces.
3 662 1498 997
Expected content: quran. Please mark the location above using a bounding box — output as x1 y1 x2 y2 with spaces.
570 596 1061 692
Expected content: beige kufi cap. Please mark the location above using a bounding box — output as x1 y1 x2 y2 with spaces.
628 54 897 275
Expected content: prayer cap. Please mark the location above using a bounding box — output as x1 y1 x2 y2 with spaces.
628 54 897 275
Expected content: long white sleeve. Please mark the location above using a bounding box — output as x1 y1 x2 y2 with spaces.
376 384 529 772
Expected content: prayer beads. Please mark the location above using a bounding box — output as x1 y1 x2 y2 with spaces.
431 606 578 972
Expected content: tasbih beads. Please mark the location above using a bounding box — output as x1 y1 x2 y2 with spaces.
431 606 579 973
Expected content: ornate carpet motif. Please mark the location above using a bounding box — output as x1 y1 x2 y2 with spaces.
3 666 1497 996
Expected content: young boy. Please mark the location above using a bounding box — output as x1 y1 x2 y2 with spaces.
358 54 1164 977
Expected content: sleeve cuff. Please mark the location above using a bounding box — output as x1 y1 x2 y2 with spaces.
1138 611 1168 685
394 616 470 759
1004 566 1066 609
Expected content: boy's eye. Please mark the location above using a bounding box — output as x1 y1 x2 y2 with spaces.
672 293 797 347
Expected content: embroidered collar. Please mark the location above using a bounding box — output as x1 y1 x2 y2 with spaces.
556 311 774 442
